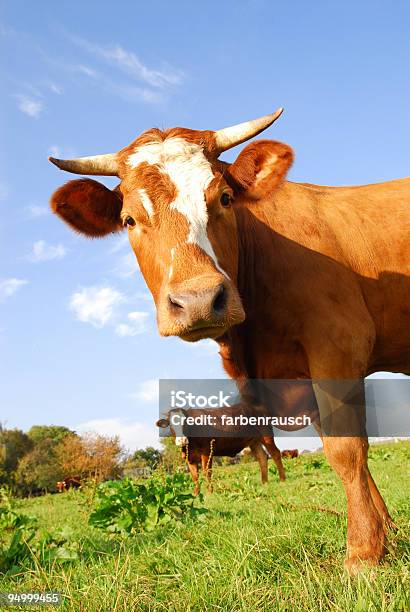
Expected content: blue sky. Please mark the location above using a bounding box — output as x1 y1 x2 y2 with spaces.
1 0 409 451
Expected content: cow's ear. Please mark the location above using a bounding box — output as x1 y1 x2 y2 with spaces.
226 140 294 198
156 418 169 428
50 178 124 237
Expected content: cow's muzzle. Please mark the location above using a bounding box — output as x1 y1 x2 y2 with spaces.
158 277 245 341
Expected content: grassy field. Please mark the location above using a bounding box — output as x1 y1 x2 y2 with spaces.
1 442 409 611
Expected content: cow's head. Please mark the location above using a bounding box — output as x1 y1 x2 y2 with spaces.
156 409 188 446
50 109 292 341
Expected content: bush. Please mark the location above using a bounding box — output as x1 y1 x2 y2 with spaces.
56 433 124 483
131 447 162 470
89 472 207 534
14 439 64 496
160 437 184 472
0 488 37 573
0 489 78 575
0 428 33 487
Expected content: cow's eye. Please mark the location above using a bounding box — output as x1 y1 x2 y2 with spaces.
220 192 231 207
125 215 136 227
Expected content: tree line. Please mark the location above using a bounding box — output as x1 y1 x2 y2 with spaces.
0 424 180 497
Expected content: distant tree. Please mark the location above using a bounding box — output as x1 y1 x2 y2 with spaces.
27 425 74 446
14 438 64 495
56 433 124 483
131 447 162 470
160 438 184 472
0 427 33 485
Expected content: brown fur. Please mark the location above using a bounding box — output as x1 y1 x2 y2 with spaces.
226 140 294 195
50 124 409 572
281 449 299 459
56 476 81 492
50 179 123 237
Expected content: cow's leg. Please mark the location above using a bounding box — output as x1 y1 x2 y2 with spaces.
313 378 386 572
315 417 395 529
250 441 268 484
323 436 386 572
187 461 200 496
367 471 396 530
201 454 213 493
261 435 286 481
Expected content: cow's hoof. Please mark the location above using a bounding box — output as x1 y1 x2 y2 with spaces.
344 546 386 575
344 556 380 576
345 559 379 580
384 516 398 532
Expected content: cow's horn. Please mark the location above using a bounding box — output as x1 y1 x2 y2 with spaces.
214 107 284 153
48 153 119 176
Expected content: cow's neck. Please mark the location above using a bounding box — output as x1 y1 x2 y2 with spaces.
218 182 311 380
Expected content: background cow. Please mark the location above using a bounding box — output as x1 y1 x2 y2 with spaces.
156 407 286 494
281 449 299 459
49 108 409 572
56 476 81 492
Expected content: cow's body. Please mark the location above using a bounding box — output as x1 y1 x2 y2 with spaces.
56 476 81 492
157 408 286 493
183 437 284 495
281 449 299 459
222 178 409 385
49 109 409 572
217 175 408 572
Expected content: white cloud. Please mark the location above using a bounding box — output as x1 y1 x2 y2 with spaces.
16 95 43 119
99 45 183 88
76 418 160 452
114 252 138 278
115 311 149 337
68 285 151 335
46 34 178 104
69 285 124 328
49 82 62 94
70 36 184 89
75 64 99 78
108 234 129 254
111 83 163 104
26 204 48 218
130 379 159 404
0 278 28 303
27 240 66 263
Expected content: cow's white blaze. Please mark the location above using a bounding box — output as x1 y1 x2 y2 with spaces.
168 247 176 281
166 408 188 445
175 436 189 446
138 188 154 219
127 137 228 277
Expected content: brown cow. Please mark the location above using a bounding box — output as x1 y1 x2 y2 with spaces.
281 449 299 459
156 407 286 494
56 476 81 492
49 109 409 572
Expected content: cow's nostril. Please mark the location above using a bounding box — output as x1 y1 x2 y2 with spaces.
168 285 228 323
168 294 185 310
212 285 227 314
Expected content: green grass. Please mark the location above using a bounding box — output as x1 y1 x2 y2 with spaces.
2 442 409 611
